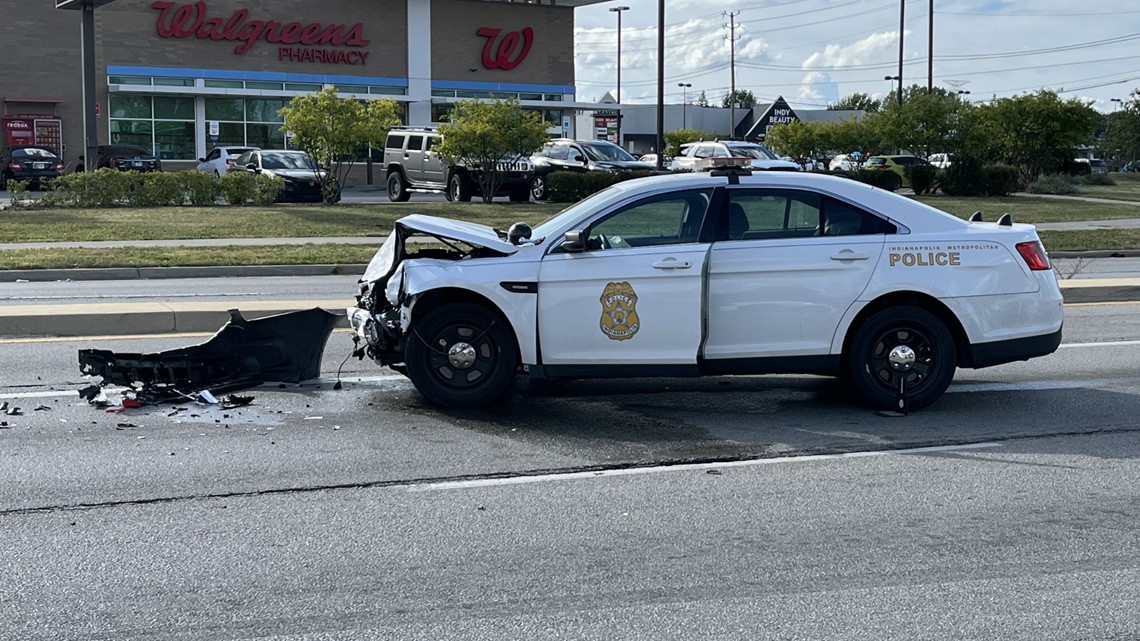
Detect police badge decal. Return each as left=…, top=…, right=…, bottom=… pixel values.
left=599, top=282, right=641, bottom=340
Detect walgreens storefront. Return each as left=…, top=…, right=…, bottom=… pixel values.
left=1, top=0, right=600, bottom=173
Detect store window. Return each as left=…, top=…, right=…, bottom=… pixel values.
left=109, top=95, right=196, bottom=160
left=203, top=97, right=290, bottom=149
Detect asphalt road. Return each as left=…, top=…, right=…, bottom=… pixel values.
left=2, top=302, right=1138, bottom=639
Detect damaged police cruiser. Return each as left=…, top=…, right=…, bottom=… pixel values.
left=349, top=160, right=1063, bottom=411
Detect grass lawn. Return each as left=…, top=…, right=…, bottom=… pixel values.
left=0, top=244, right=380, bottom=270
left=1079, top=173, right=1140, bottom=202
left=913, top=194, right=1140, bottom=223
left=0, top=202, right=559, bottom=243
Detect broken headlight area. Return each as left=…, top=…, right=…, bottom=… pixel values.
left=78, top=308, right=341, bottom=404
left=350, top=223, right=512, bottom=366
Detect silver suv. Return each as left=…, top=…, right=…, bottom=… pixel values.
left=383, top=127, right=533, bottom=202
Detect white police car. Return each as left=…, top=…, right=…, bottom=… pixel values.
left=349, top=160, right=1063, bottom=410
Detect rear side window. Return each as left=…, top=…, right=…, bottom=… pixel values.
left=822, top=197, right=897, bottom=236
left=726, top=190, right=821, bottom=240
left=384, top=133, right=404, bottom=150
left=894, top=156, right=922, bottom=165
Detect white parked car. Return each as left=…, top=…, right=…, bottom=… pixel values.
left=196, top=146, right=259, bottom=177
left=829, top=154, right=856, bottom=171
left=670, top=141, right=799, bottom=172
left=349, top=162, right=1063, bottom=411
left=928, top=153, right=953, bottom=169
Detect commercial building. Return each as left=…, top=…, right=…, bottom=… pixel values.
left=1, top=0, right=605, bottom=175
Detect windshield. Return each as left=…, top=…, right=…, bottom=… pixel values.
left=531, top=184, right=626, bottom=240
left=262, top=153, right=317, bottom=170
left=581, top=142, right=638, bottom=163
left=725, top=144, right=778, bottom=160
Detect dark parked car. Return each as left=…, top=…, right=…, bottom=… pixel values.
left=0, top=146, right=64, bottom=190
left=76, top=145, right=162, bottom=173
left=529, top=139, right=654, bottom=200
left=230, top=149, right=332, bottom=203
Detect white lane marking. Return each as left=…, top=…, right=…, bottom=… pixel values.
left=1057, top=340, right=1140, bottom=349
left=411, top=442, right=1002, bottom=492
left=0, top=375, right=406, bottom=400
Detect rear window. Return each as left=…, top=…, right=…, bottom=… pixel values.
left=226, top=148, right=255, bottom=156
left=12, top=148, right=57, bottom=159
left=866, top=157, right=887, bottom=166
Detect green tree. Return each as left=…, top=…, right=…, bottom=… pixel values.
left=876, top=85, right=969, bottom=157
left=695, top=91, right=710, bottom=108
left=972, top=89, right=1101, bottom=187
left=721, top=89, right=757, bottom=109
left=1104, top=89, right=1140, bottom=167
left=436, top=97, right=549, bottom=204
left=279, top=85, right=401, bottom=205
left=764, top=119, right=828, bottom=168
left=829, top=92, right=882, bottom=113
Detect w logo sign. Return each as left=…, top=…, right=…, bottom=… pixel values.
left=477, top=26, right=534, bottom=70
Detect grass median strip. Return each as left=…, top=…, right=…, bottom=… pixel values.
left=1038, top=230, right=1140, bottom=252
left=0, top=203, right=557, bottom=243
left=0, top=244, right=381, bottom=270
left=913, top=195, right=1140, bottom=223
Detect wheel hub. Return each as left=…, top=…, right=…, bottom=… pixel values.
left=888, top=345, right=916, bottom=371
left=447, top=342, right=478, bottom=369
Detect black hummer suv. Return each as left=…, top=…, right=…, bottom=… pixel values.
left=383, top=126, right=533, bottom=202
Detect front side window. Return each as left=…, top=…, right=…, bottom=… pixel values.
left=406, top=135, right=424, bottom=152
left=581, top=142, right=636, bottom=162
left=586, top=189, right=714, bottom=250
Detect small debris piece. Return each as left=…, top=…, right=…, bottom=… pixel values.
left=34, top=405, right=52, bottom=411
left=78, top=384, right=102, bottom=401
left=0, top=421, right=9, bottom=429
left=117, top=423, right=138, bottom=428
left=0, top=401, right=7, bottom=412
left=219, top=394, right=254, bottom=409
left=197, top=390, right=218, bottom=405
left=121, top=398, right=143, bottom=409
left=303, top=416, right=324, bottom=420
left=706, top=469, right=723, bottom=476
left=5, top=406, right=23, bottom=416
left=105, top=408, right=127, bottom=414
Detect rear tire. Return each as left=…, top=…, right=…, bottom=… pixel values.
left=387, top=171, right=410, bottom=202
left=846, top=306, right=956, bottom=411
left=449, top=172, right=472, bottom=202
left=405, top=303, right=518, bottom=408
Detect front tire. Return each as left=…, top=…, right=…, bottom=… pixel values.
left=530, top=175, right=547, bottom=201
left=387, top=171, right=410, bottom=202
left=449, top=172, right=472, bottom=202
left=405, top=303, right=519, bottom=408
left=847, top=306, right=956, bottom=411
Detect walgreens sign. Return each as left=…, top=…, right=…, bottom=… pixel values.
left=150, top=1, right=370, bottom=65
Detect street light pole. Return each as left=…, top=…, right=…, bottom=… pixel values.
left=885, top=75, right=900, bottom=99
left=655, top=0, right=664, bottom=170
left=609, top=6, right=629, bottom=148
left=678, top=82, right=692, bottom=129
left=897, top=0, right=905, bottom=106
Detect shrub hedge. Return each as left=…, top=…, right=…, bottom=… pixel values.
left=545, top=170, right=659, bottom=203
left=19, top=169, right=284, bottom=208
left=904, top=164, right=939, bottom=195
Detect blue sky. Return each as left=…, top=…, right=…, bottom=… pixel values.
left=572, top=0, right=1140, bottom=112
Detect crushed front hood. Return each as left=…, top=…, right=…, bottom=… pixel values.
left=395, top=214, right=519, bottom=255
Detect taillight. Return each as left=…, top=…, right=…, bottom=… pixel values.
left=1016, top=241, right=1050, bottom=271
left=7, top=162, right=19, bottom=170
left=226, top=157, right=235, bottom=165
left=55, top=162, right=65, bottom=171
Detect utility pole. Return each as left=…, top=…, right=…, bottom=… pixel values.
left=897, top=0, right=905, bottom=105
left=610, top=6, right=629, bottom=147
left=723, top=11, right=741, bottom=138
left=927, top=0, right=933, bottom=94
left=655, top=0, right=664, bottom=170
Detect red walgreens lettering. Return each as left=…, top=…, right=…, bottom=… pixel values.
left=150, top=1, right=368, bottom=54
left=477, top=26, right=534, bottom=71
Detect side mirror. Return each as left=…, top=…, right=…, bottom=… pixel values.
left=560, top=230, right=586, bottom=252
left=246, top=163, right=258, bottom=172
left=198, top=157, right=206, bottom=162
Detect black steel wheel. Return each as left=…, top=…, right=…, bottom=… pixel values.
left=387, top=171, right=410, bottom=202
left=405, top=303, right=518, bottom=407
left=530, top=175, right=547, bottom=201
left=847, top=306, right=956, bottom=411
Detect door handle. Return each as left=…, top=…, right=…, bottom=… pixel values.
left=830, top=252, right=870, bottom=261
left=652, top=259, right=692, bottom=270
